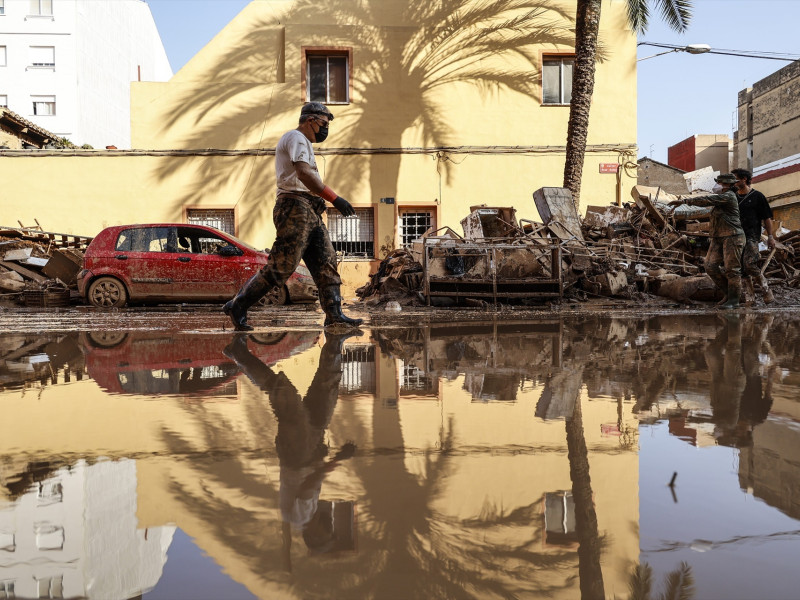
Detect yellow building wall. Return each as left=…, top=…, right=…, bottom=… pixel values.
left=0, top=0, right=637, bottom=295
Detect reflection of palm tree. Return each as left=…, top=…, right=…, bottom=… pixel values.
left=156, top=0, right=575, bottom=238
left=628, top=561, right=695, bottom=600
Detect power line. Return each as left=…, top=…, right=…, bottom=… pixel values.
left=638, top=42, right=800, bottom=62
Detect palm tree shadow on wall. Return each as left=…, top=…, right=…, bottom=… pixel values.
left=154, top=0, right=577, bottom=243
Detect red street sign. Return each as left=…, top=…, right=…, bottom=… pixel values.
left=599, top=163, right=619, bottom=174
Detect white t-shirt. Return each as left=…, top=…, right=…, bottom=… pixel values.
left=275, top=129, right=318, bottom=194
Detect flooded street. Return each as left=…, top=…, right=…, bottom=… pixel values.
left=2, top=309, right=800, bottom=599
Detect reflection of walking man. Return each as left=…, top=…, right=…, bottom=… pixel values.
left=731, top=168, right=775, bottom=304
left=670, top=174, right=745, bottom=309
left=224, top=102, right=363, bottom=331
left=224, top=332, right=357, bottom=565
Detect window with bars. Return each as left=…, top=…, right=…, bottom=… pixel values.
left=400, top=362, right=436, bottom=395
left=399, top=209, right=436, bottom=247
left=340, top=345, right=376, bottom=393
left=542, top=56, right=574, bottom=105
left=29, top=45, right=54, bottom=68
left=327, top=207, right=374, bottom=258
left=305, top=49, right=350, bottom=104
left=29, top=0, right=52, bottom=16
left=31, top=95, right=55, bottom=116
left=186, top=208, right=235, bottom=236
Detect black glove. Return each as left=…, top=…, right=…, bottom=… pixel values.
left=333, top=196, right=355, bottom=217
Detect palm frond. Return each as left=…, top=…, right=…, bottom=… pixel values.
left=628, top=563, right=653, bottom=600
left=625, top=0, right=651, bottom=34
left=659, top=561, right=695, bottom=600
left=657, top=0, right=692, bottom=33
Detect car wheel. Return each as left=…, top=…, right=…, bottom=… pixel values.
left=85, top=331, right=128, bottom=348
left=257, top=285, right=289, bottom=306
left=88, top=276, right=128, bottom=308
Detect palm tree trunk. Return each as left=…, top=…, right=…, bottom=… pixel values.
left=566, top=395, right=605, bottom=600
left=563, top=0, right=602, bottom=210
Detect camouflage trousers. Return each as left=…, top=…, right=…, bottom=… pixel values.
left=742, top=238, right=770, bottom=288
left=257, top=192, right=341, bottom=293
left=705, top=234, right=745, bottom=289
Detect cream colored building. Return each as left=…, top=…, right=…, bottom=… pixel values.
left=0, top=0, right=638, bottom=294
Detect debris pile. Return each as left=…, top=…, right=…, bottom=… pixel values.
left=0, top=224, right=91, bottom=306
left=355, top=249, right=424, bottom=306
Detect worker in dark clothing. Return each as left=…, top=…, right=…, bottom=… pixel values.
left=669, top=173, right=745, bottom=309
left=224, top=102, right=363, bottom=331
left=223, top=331, right=358, bottom=567
left=731, top=168, right=776, bottom=304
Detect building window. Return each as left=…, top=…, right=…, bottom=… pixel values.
left=32, top=95, right=55, bottom=116
left=34, top=523, right=64, bottom=551
left=0, top=46, right=6, bottom=67
left=29, top=45, right=54, bottom=68
left=399, top=208, right=436, bottom=247
left=544, top=491, right=577, bottom=545
left=0, top=95, right=8, bottom=108
left=0, top=581, right=15, bottom=599
left=327, top=207, right=374, bottom=258
left=340, top=345, right=376, bottom=393
left=186, top=208, right=235, bottom=236
left=304, top=48, right=350, bottom=104
left=28, top=0, right=52, bottom=16
left=542, top=56, right=573, bottom=105
left=36, top=576, right=63, bottom=599
left=0, top=1, right=5, bottom=15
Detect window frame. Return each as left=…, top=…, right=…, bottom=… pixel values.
left=184, top=207, right=238, bottom=237
left=0, top=0, right=5, bottom=16
left=301, top=46, right=352, bottom=105
left=28, top=0, right=53, bottom=17
left=541, top=54, right=575, bottom=106
left=398, top=206, right=438, bottom=248
left=326, top=205, right=375, bottom=260
left=31, top=94, right=55, bottom=116
left=28, top=45, right=55, bottom=69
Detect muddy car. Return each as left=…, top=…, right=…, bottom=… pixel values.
left=77, top=224, right=317, bottom=308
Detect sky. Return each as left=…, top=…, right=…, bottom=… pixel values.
left=146, top=0, right=800, bottom=165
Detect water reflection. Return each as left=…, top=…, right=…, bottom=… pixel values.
left=0, top=314, right=799, bottom=598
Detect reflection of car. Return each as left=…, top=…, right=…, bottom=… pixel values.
left=81, top=330, right=319, bottom=396
left=77, top=223, right=317, bottom=308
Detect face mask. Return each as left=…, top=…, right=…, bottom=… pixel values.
left=712, top=184, right=723, bottom=194
left=314, top=124, right=329, bottom=143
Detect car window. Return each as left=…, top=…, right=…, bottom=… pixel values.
left=177, top=227, right=234, bottom=255
left=116, top=227, right=175, bottom=252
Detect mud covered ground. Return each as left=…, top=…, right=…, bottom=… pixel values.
left=2, top=288, right=800, bottom=334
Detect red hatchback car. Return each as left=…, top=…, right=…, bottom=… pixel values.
left=77, top=224, right=317, bottom=308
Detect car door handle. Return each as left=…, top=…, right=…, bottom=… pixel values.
left=177, top=256, right=191, bottom=262
left=115, top=255, right=128, bottom=260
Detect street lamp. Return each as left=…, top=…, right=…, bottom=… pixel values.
left=637, top=42, right=710, bottom=62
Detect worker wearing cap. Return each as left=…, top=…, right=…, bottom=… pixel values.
left=669, top=173, right=745, bottom=309
left=731, top=168, right=775, bottom=304
left=224, top=102, right=363, bottom=331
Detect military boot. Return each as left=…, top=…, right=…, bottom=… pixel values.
left=758, top=274, right=775, bottom=304
left=719, top=277, right=742, bottom=310
left=320, top=285, right=363, bottom=328
left=223, top=273, right=273, bottom=331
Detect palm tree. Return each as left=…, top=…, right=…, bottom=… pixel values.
left=563, top=0, right=692, bottom=208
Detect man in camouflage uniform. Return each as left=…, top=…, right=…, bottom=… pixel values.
left=669, top=173, right=745, bottom=309
left=732, top=168, right=775, bottom=304
left=224, top=102, right=363, bottom=331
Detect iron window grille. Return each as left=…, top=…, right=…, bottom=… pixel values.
left=542, top=56, right=574, bottom=105
left=327, top=207, right=374, bottom=259
left=399, top=210, right=435, bottom=247
left=340, top=345, right=375, bottom=393
left=186, top=208, right=235, bottom=236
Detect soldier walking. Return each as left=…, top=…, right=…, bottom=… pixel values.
left=670, top=173, right=746, bottom=309
left=224, top=102, right=363, bottom=331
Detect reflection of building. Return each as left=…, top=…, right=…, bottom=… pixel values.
left=0, top=0, right=637, bottom=294
left=0, top=460, right=174, bottom=599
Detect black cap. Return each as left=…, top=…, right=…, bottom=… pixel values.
left=300, top=102, right=334, bottom=121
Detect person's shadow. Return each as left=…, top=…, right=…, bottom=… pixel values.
left=224, top=330, right=360, bottom=571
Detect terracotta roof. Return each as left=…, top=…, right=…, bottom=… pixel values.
left=0, top=107, right=61, bottom=148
